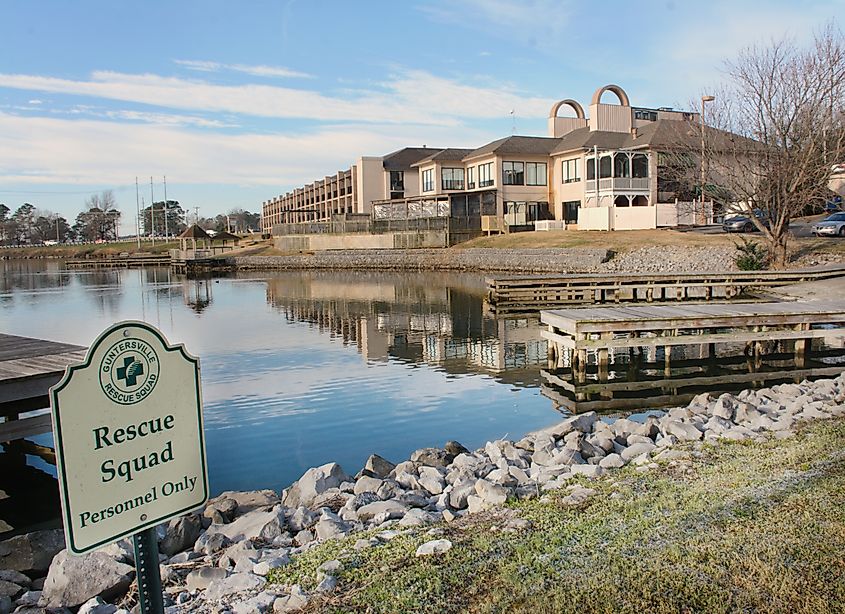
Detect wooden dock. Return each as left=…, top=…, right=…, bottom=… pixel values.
left=0, top=334, right=86, bottom=444
left=65, top=254, right=170, bottom=268
left=540, top=300, right=845, bottom=412
left=487, top=265, right=845, bottom=315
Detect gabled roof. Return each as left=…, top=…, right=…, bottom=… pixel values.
left=211, top=230, right=240, bottom=242
left=411, top=148, right=476, bottom=167
left=381, top=147, right=445, bottom=171
left=178, top=224, right=211, bottom=240
left=464, top=135, right=562, bottom=161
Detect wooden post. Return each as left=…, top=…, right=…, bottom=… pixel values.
left=794, top=322, right=811, bottom=369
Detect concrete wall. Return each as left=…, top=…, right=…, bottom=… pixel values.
left=578, top=206, right=612, bottom=230
left=614, top=206, right=656, bottom=230
left=589, top=103, right=632, bottom=133
left=274, top=230, right=449, bottom=251
left=355, top=157, right=386, bottom=214
left=550, top=153, right=585, bottom=220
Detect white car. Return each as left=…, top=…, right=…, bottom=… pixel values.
left=812, top=212, right=845, bottom=237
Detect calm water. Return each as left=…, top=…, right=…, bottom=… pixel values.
left=1, top=260, right=560, bottom=529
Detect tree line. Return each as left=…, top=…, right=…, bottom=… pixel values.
left=0, top=190, right=261, bottom=246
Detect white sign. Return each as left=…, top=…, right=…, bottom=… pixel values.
left=50, top=321, right=208, bottom=555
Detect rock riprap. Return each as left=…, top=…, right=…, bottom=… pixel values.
left=2, top=373, right=843, bottom=612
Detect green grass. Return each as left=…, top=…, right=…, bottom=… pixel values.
left=1, top=241, right=178, bottom=258
left=267, top=420, right=845, bottom=613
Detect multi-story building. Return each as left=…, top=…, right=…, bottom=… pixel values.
left=262, top=84, right=711, bottom=235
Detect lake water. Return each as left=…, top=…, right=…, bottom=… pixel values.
left=2, top=261, right=562, bottom=531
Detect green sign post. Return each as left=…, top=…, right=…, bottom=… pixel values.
left=50, top=321, right=208, bottom=613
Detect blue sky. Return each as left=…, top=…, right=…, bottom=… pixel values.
left=0, top=0, right=840, bottom=231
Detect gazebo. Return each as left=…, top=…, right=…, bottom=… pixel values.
left=177, top=224, right=211, bottom=257
left=210, top=230, right=240, bottom=253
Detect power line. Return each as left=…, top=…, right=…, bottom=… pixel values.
left=0, top=184, right=137, bottom=195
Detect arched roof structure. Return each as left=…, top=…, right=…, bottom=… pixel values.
left=548, top=99, right=586, bottom=119
left=590, top=84, right=630, bottom=107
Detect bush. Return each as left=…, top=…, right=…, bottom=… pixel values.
left=734, top=236, right=769, bottom=270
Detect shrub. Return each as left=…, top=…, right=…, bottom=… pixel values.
left=734, top=236, right=769, bottom=270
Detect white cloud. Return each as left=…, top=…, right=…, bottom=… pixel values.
left=173, top=59, right=313, bottom=79
left=27, top=99, right=42, bottom=105
left=0, top=68, right=552, bottom=125
left=0, top=111, right=497, bottom=187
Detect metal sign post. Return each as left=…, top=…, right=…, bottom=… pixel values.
left=50, top=321, right=208, bottom=613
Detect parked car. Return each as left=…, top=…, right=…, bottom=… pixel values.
left=812, top=212, right=845, bottom=237
left=722, top=210, right=768, bottom=233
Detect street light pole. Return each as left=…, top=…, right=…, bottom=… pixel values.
left=700, top=95, right=715, bottom=223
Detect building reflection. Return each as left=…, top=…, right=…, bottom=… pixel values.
left=265, top=272, right=548, bottom=387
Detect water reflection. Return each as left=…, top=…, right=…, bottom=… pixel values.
left=265, top=272, right=548, bottom=387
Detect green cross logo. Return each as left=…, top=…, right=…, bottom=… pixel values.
left=116, top=356, right=144, bottom=387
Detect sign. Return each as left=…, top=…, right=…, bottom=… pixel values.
left=50, top=321, right=208, bottom=556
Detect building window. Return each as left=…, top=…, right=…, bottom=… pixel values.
left=634, top=109, right=658, bottom=121
left=526, top=162, right=547, bottom=186
left=562, top=159, right=580, bottom=183
left=599, top=155, right=612, bottom=179
left=586, top=158, right=595, bottom=180
left=632, top=154, right=649, bottom=178
left=441, top=167, right=465, bottom=191
left=389, top=171, right=404, bottom=192
left=478, top=162, right=494, bottom=187
left=614, top=154, right=630, bottom=178
left=422, top=169, right=434, bottom=192
left=502, top=161, right=525, bottom=185
left=467, top=166, right=475, bottom=189
left=563, top=200, right=580, bottom=223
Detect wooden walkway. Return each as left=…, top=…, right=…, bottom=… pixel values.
left=0, top=334, right=86, bottom=443
left=487, top=265, right=845, bottom=315
left=540, top=300, right=845, bottom=412
left=65, top=254, right=170, bottom=268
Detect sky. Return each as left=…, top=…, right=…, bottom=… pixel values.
left=0, top=0, right=841, bottom=233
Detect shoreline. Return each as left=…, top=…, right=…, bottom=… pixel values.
left=3, top=372, right=844, bottom=612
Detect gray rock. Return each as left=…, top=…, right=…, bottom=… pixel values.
left=417, top=471, right=445, bottom=495
left=194, top=531, right=232, bottom=555
left=0, top=530, right=65, bottom=573
left=232, top=591, right=276, bottom=614
left=14, top=590, right=41, bottom=606
left=273, top=584, right=308, bottom=613
left=0, top=581, right=21, bottom=599
left=293, top=529, right=314, bottom=546
left=711, top=394, right=736, bottom=421
left=474, top=479, right=509, bottom=505
left=211, top=504, right=287, bottom=542
left=203, top=497, right=239, bottom=524
left=310, top=489, right=351, bottom=512
left=415, top=539, right=452, bottom=556
left=410, top=447, right=452, bottom=467
left=565, top=411, right=598, bottom=433
left=314, top=517, right=352, bottom=541
left=347, top=492, right=379, bottom=511
left=560, top=486, right=596, bottom=506
left=356, top=500, right=408, bottom=523
left=283, top=463, right=351, bottom=509
left=39, top=550, right=134, bottom=608
left=393, top=472, right=421, bottom=491
left=287, top=506, right=318, bottom=532
left=398, top=508, right=437, bottom=526
left=204, top=572, right=263, bottom=601
left=363, top=454, right=396, bottom=479
left=395, top=492, right=430, bottom=508
left=444, top=441, right=470, bottom=456
left=353, top=476, right=383, bottom=495
left=77, top=596, right=118, bottom=614
left=0, top=595, right=8, bottom=614
left=570, top=464, right=605, bottom=478
left=664, top=420, right=703, bottom=441
left=621, top=441, right=656, bottom=461
left=375, top=479, right=404, bottom=501
left=0, top=571, right=29, bottom=588
left=160, top=514, right=202, bottom=556
left=598, top=453, right=625, bottom=469
left=448, top=480, right=476, bottom=510
left=210, top=490, right=279, bottom=515
left=315, top=574, right=337, bottom=593
left=186, top=566, right=229, bottom=591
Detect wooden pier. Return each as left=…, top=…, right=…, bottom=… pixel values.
left=540, top=301, right=845, bottom=412
left=65, top=253, right=171, bottom=269
left=0, top=334, right=85, bottom=445
left=486, top=265, right=845, bottom=315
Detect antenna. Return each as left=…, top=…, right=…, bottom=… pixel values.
left=163, top=175, right=168, bottom=239
left=149, top=177, right=155, bottom=245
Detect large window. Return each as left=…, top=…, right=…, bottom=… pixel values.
left=632, top=154, right=649, bottom=178
left=586, top=158, right=595, bottom=181
left=478, top=162, right=494, bottom=187
left=526, top=162, right=547, bottom=186
left=422, top=169, right=434, bottom=192
left=389, top=171, right=404, bottom=192
left=599, top=156, right=612, bottom=179
left=502, top=161, right=525, bottom=185
left=562, top=159, right=580, bottom=183
left=467, top=166, right=475, bottom=189
left=441, top=167, right=465, bottom=190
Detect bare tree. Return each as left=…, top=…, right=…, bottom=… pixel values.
left=697, top=24, right=845, bottom=267
left=74, top=190, right=121, bottom=241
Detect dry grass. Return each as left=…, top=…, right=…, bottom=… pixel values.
left=0, top=241, right=178, bottom=258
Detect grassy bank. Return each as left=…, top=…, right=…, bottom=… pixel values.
left=0, top=241, right=178, bottom=258
left=268, top=419, right=845, bottom=613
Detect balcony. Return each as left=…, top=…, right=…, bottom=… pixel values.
left=586, top=177, right=649, bottom=193
left=441, top=180, right=464, bottom=191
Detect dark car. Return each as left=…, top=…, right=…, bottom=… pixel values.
left=722, top=210, right=769, bottom=233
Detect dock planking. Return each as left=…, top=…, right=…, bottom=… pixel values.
left=0, top=333, right=86, bottom=443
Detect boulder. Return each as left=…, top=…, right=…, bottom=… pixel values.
left=283, top=463, right=351, bottom=509
left=415, top=539, right=452, bottom=557
left=565, top=411, right=598, bottom=433
left=474, top=479, right=509, bottom=506
left=0, top=530, right=65, bottom=573
left=273, top=584, right=308, bottom=613
left=560, top=486, right=596, bottom=506
left=598, top=453, right=625, bottom=469
left=621, top=442, right=655, bottom=462
left=664, top=420, right=703, bottom=441
left=186, top=566, right=228, bottom=591
left=353, top=475, right=383, bottom=496
left=209, top=490, right=278, bottom=515
left=314, top=516, right=352, bottom=541
left=444, top=441, right=470, bottom=456
left=409, top=447, right=452, bottom=468
left=193, top=531, right=232, bottom=555
left=0, top=581, right=21, bottom=599
left=203, top=497, right=239, bottom=524
left=398, top=508, right=437, bottom=527
left=347, top=492, right=379, bottom=511
left=570, top=464, right=605, bottom=478
left=363, top=454, right=396, bottom=478
left=356, top=500, right=408, bottom=523
left=287, top=506, right=318, bottom=532
left=211, top=504, right=287, bottom=542
left=39, top=550, right=134, bottom=609
left=77, top=596, right=118, bottom=614
left=711, top=394, right=736, bottom=421
left=232, top=591, right=276, bottom=614
left=204, top=572, right=263, bottom=601
left=0, top=571, right=29, bottom=588
left=159, top=514, right=202, bottom=556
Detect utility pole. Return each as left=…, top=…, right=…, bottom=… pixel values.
left=55, top=216, right=60, bottom=243
left=135, top=177, right=141, bottom=248
left=700, top=95, right=715, bottom=224
left=150, top=177, right=155, bottom=246
left=194, top=206, right=200, bottom=225
left=163, top=176, right=169, bottom=239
